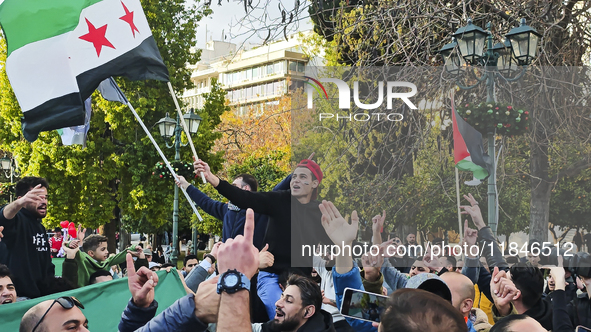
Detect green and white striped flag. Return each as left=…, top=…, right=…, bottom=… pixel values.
left=0, top=0, right=169, bottom=142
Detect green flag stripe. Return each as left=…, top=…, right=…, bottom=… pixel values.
left=456, top=159, right=489, bottom=180
left=0, top=0, right=102, bottom=56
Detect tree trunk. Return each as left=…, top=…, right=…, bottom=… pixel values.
left=104, top=179, right=120, bottom=254
left=119, top=226, right=130, bottom=252
left=529, top=139, right=551, bottom=242
left=104, top=217, right=118, bottom=254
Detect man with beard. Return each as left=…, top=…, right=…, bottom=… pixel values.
left=0, top=177, right=54, bottom=298
left=260, top=274, right=335, bottom=332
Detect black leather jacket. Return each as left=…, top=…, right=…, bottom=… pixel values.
left=477, top=226, right=509, bottom=271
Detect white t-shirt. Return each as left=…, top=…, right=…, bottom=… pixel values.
left=313, top=255, right=345, bottom=324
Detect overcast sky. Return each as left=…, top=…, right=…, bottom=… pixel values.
left=194, top=1, right=313, bottom=49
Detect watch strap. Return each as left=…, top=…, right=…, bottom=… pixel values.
left=204, top=254, right=216, bottom=264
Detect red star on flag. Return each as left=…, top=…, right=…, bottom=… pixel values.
left=79, top=18, right=115, bottom=57
left=119, top=1, right=139, bottom=37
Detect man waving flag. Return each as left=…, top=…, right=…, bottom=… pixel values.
left=0, top=0, right=169, bottom=142
left=451, top=94, right=493, bottom=181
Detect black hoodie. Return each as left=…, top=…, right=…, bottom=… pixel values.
left=523, top=298, right=553, bottom=331
left=261, top=309, right=336, bottom=332
left=216, top=180, right=333, bottom=275
left=0, top=206, right=55, bottom=298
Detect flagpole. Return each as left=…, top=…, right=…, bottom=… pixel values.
left=167, top=82, right=206, bottom=184
left=455, top=167, right=464, bottom=246
left=107, top=80, right=203, bottom=221
left=126, top=100, right=202, bottom=221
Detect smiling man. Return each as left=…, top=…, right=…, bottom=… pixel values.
left=0, top=177, right=54, bottom=299
left=0, top=264, right=17, bottom=305
left=194, top=158, right=334, bottom=321
left=263, top=274, right=335, bottom=332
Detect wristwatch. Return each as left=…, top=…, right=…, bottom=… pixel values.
left=217, top=269, right=250, bottom=294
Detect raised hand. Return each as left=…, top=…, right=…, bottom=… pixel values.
left=380, top=238, right=397, bottom=258
left=17, top=184, right=47, bottom=209
left=175, top=175, right=190, bottom=191
left=463, top=219, right=479, bottom=258
left=361, top=251, right=384, bottom=270
left=210, top=241, right=222, bottom=260
left=127, top=245, right=144, bottom=258
left=490, top=267, right=520, bottom=315
left=460, top=193, right=486, bottom=230
left=62, top=239, right=80, bottom=259
left=548, top=266, right=567, bottom=291
left=193, top=158, right=218, bottom=186
left=76, top=224, right=86, bottom=242
left=126, top=253, right=159, bottom=308
left=319, top=200, right=358, bottom=246
left=371, top=210, right=386, bottom=234
left=216, top=208, right=259, bottom=279
left=258, top=244, right=274, bottom=269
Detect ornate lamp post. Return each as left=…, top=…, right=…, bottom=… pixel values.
left=439, top=18, right=541, bottom=236
left=0, top=155, right=19, bottom=202
left=156, top=108, right=202, bottom=266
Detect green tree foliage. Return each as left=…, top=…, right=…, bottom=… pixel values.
left=0, top=1, right=222, bottom=251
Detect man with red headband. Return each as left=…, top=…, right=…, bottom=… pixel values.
left=193, top=158, right=333, bottom=321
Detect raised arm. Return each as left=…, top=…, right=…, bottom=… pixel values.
left=194, top=159, right=285, bottom=215
left=176, top=175, right=227, bottom=220
left=216, top=209, right=260, bottom=332
left=460, top=193, right=508, bottom=271
left=1, top=184, right=46, bottom=220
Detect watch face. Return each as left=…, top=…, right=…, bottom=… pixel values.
left=224, top=273, right=239, bottom=287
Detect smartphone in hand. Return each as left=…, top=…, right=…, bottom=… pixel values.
left=340, top=287, right=389, bottom=323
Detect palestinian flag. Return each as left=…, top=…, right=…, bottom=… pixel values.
left=0, top=0, right=169, bottom=142
left=451, top=95, right=492, bottom=180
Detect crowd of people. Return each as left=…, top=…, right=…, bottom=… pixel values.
left=0, top=158, right=589, bottom=331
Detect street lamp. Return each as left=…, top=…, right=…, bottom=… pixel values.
left=439, top=18, right=541, bottom=236
left=0, top=155, right=19, bottom=202
left=155, top=108, right=202, bottom=266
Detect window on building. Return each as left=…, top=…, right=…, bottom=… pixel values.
left=297, top=62, right=305, bottom=72
left=252, top=67, right=259, bottom=79
left=289, top=61, right=297, bottom=72
left=246, top=86, right=252, bottom=99
left=267, top=64, right=274, bottom=75
left=246, top=68, right=252, bottom=80
left=274, top=61, right=283, bottom=74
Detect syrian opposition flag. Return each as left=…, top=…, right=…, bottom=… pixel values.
left=0, top=0, right=169, bottom=142
left=451, top=95, right=493, bottom=180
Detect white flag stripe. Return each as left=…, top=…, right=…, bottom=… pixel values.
left=69, top=0, right=152, bottom=76
left=6, top=33, right=79, bottom=112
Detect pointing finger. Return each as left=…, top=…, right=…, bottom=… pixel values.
left=243, top=208, right=255, bottom=244
left=126, top=253, right=136, bottom=278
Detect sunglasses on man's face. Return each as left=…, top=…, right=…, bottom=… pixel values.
left=32, top=296, right=85, bottom=332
